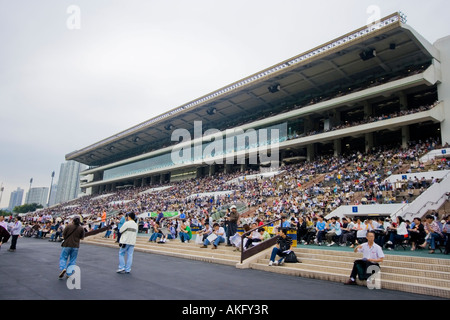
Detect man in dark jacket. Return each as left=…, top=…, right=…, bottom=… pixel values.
left=58, top=217, right=85, bottom=279
left=268, top=228, right=293, bottom=266
left=225, top=205, right=240, bottom=246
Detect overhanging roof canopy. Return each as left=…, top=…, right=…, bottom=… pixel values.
left=66, top=12, right=435, bottom=167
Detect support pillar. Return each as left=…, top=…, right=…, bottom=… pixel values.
left=435, top=37, right=450, bottom=146
left=402, top=126, right=410, bottom=149
left=365, top=132, right=374, bottom=153
left=334, top=139, right=342, bottom=157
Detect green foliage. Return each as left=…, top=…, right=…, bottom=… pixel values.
left=0, top=209, right=11, bottom=217
left=13, top=203, right=43, bottom=213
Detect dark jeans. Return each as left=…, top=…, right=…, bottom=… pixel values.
left=270, top=247, right=287, bottom=263
left=10, top=235, right=19, bottom=250
left=316, top=230, right=326, bottom=243
left=350, top=259, right=380, bottom=280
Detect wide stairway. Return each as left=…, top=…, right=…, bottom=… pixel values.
left=83, top=233, right=450, bottom=299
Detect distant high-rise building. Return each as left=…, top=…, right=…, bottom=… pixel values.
left=8, top=187, right=24, bottom=212
left=48, top=184, right=58, bottom=207
left=55, top=161, right=84, bottom=205
left=25, top=187, right=49, bottom=207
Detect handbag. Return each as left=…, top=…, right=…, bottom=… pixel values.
left=61, top=227, right=78, bottom=247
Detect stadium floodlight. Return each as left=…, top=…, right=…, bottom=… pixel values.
left=399, top=11, right=407, bottom=24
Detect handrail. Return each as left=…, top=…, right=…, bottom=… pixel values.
left=240, top=218, right=281, bottom=264
left=392, top=171, right=450, bottom=220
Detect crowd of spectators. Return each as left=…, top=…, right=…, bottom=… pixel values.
left=2, top=137, right=448, bottom=254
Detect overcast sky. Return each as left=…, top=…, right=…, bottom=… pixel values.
left=1, top=0, right=450, bottom=209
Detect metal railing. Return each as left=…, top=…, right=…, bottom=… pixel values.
left=392, top=171, right=450, bottom=220
left=240, top=218, right=281, bottom=264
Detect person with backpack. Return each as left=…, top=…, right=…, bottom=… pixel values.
left=268, top=228, right=294, bottom=266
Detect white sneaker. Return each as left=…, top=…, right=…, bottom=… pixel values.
left=268, top=261, right=273, bottom=266
left=327, top=242, right=335, bottom=247
left=279, top=258, right=285, bottom=266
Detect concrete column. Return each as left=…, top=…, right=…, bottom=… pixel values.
left=365, top=132, right=374, bottom=153
left=307, top=144, right=315, bottom=162
left=331, top=110, right=341, bottom=128
left=398, top=91, right=408, bottom=110
left=334, top=139, right=342, bottom=157
left=209, top=164, right=216, bottom=176
left=435, top=37, right=450, bottom=145
left=304, top=115, right=313, bottom=135
left=402, top=126, right=410, bottom=149
left=363, top=101, right=372, bottom=119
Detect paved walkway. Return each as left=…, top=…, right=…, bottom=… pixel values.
left=0, top=237, right=445, bottom=301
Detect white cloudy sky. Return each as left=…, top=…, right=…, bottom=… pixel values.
left=1, top=0, right=450, bottom=208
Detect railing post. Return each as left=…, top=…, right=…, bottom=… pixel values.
left=240, top=218, right=281, bottom=264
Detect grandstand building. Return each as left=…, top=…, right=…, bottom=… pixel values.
left=66, top=12, right=450, bottom=196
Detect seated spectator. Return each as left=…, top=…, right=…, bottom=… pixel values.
left=303, top=216, right=317, bottom=245
left=345, top=231, right=384, bottom=285
left=408, top=217, right=426, bottom=251
left=354, top=219, right=370, bottom=247
left=373, top=217, right=387, bottom=247
left=179, top=220, right=192, bottom=243
left=245, top=225, right=265, bottom=250
left=338, top=217, right=354, bottom=246
left=104, top=222, right=114, bottom=238
left=148, top=222, right=165, bottom=242
left=420, top=215, right=444, bottom=254
left=167, top=222, right=177, bottom=240
left=49, top=222, right=64, bottom=242
left=200, top=223, right=226, bottom=249
left=325, top=216, right=342, bottom=246
left=268, top=228, right=293, bottom=266
left=197, top=221, right=213, bottom=242
left=385, top=216, right=409, bottom=250
left=314, top=215, right=327, bottom=245
left=296, top=216, right=308, bottom=244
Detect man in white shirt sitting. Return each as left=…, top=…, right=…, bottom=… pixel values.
left=200, top=223, right=226, bottom=249
left=345, top=231, right=384, bottom=285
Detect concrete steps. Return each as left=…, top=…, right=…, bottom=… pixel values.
left=83, top=233, right=450, bottom=299
left=82, top=234, right=242, bottom=266
left=250, top=247, right=450, bottom=299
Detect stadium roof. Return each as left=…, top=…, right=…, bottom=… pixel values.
left=66, top=12, right=437, bottom=167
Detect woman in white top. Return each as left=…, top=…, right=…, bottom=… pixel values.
left=385, top=216, right=409, bottom=250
